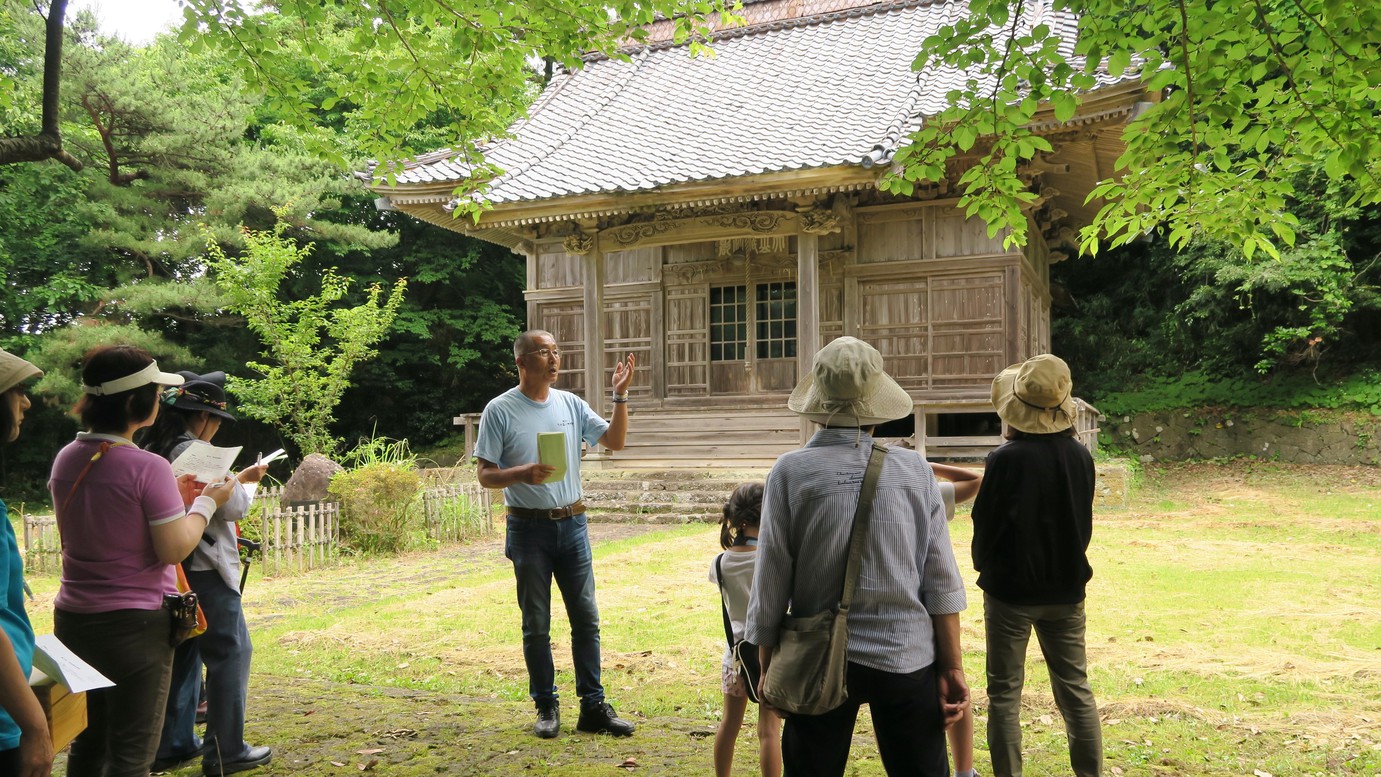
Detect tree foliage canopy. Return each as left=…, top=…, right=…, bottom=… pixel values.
left=886, top=0, right=1381, bottom=256
left=207, top=214, right=408, bottom=455
left=179, top=0, right=740, bottom=173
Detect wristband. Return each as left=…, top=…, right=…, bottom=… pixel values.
left=612, top=392, right=629, bottom=403
left=189, top=495, right=218, bottom=522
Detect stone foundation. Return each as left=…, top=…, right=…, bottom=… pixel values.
left=1101, top=409, right=1381, bottom=466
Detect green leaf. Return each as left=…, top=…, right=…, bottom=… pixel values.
left=1108, top=49, right=1132, bottom=78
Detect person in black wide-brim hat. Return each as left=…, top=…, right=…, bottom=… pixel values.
left=140, top=370, right=274, bottom=776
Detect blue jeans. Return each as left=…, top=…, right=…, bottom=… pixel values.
left=156, top=570, right=256, bottom=765
left=505, top=513, right=604, bottom=707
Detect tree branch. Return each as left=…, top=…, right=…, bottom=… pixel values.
left=0, top=0, right=83, bottom=170
left=1176, top=0, right=1198, bottom=159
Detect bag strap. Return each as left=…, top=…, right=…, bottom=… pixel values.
left=714, top=553, right=736, bottom=648
left=61, top=439, right=133, bottom=514
left=838, top=442, right=888, bottom=617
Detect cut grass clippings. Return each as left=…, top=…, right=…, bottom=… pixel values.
left=20, top=460, right=1381, bottom=776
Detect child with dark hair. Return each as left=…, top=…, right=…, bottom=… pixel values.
left=710, top=482, right=781, bottom=777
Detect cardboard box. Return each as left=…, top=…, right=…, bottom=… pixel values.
left=31, top=679, right=86, bottom=752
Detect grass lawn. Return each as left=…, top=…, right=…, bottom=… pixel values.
left=22, top=460, right=1381, bottom=776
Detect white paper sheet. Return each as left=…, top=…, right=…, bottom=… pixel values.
left=170, top=440, right=242, bottom=482
left=29, top=634, right=115, bottom=692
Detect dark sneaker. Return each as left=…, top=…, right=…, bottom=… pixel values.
left=576, top=702, right=635, bottom=736
left=151, top=751, right=200, bottom=773
left=203, top=745, right=272, bottom=776
left=534, top=701, right=561, bottom=738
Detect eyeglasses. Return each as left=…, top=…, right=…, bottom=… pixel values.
left=523, top=348, right=562, bottom=359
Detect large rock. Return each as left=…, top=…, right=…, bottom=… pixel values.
left=282, top=453, right=344, bottom=506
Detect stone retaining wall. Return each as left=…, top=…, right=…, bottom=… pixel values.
left=1101, top=409, right=1381, bottom=466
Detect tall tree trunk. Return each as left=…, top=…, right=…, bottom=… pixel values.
left=0, top=0, right=83, bottom=170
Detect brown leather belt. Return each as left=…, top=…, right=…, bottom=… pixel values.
left=507, top=500, right=586, bottom=520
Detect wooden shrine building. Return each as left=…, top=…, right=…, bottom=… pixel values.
left=368, top=0, right=1146, bottom=465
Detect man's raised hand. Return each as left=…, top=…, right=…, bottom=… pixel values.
left=611, top=353, right=636, bottom=395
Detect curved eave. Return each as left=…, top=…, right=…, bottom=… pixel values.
left=370, top=81, right=1149, bottom=250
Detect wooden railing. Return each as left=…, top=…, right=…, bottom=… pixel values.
left=1073, top=399, right=1102, bottom=454
left=913, top=397, right=1102, bottom=460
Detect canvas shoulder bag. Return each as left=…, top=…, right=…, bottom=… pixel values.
left=761, top=442, right=887, bottom=716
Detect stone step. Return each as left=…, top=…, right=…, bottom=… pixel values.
left=585, top=490, right=735, bottom=507
left=587, top=509, right=720, bottom=524
left=581, top=478, right=766, bottom=492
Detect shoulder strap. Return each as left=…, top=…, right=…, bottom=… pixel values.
left=838, top=442, right=887, bottom=616
left=714, top=553, right=736, bottom=648
left=61, top=439, right=133, bottom=514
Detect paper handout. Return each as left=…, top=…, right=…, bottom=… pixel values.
left=537, top=431, right=567, bottom=482
left=29, top=634, right=114, bottom=692
left=257, top=448, right=287, bottom=466
left=170, top=440, right=242, bottom=483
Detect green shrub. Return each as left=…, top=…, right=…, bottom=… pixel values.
left=330, top=437, right=424, bottom=555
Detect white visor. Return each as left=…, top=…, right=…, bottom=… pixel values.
left=81, top=361, right=185, bottom=396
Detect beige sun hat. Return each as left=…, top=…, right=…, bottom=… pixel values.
left=788, top=336, right=913, bottom=426
left=0, top=348, right=42, bottom=394
left=991, top=354, right=1077, bottom=434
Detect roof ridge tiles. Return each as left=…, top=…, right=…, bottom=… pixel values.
left=583, top=0, right=945, bottom=62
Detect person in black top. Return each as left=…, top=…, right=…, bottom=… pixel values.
left=971, top=354, right=1102, bottom=777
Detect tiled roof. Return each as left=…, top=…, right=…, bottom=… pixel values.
left=390, top=0, right=1125, bottom=206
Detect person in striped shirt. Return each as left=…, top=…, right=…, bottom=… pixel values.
left=746, top=337, right=971, bottom=777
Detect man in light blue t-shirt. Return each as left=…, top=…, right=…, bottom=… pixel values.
left=475, top=329, right=635, bottom=740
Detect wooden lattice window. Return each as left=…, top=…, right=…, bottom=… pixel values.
left=709, top=285, right=748, bottom=362
left=755, top=282, right=797, bottom=359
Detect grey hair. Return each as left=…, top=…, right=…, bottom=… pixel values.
left=513, top=330, right=554, bottom=360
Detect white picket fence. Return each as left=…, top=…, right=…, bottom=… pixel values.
left=21, top=478, right=496, bottom=578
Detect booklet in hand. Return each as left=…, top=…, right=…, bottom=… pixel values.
left=170, top=440, right=242, bottom=483
left=537, top=431, right=567, bottom=482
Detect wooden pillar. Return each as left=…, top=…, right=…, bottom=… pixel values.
left=578, top=228, right=605, bottom=418
left=797, top=230, right=820, bottom=445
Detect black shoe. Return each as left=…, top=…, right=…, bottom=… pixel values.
left=576, top=702, right=635, bottom=736
left=151, top=751, right=200, bottom=773
left=203, top=745, right=272, bottom=776
left=534, top=702, right=561, bottom=738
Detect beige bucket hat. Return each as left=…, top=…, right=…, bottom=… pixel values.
left=788, top=337, right=913, bottom=426
left=0, top=348, right=42, bottom=394
left=991, top=354, right=1077, bottom=434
